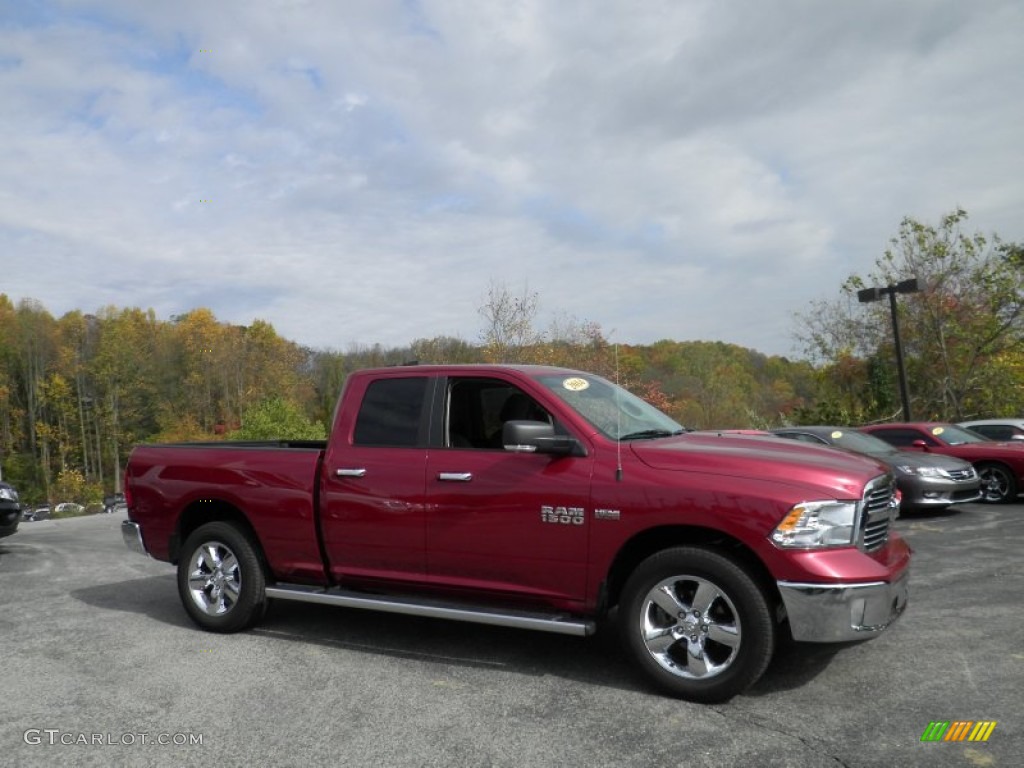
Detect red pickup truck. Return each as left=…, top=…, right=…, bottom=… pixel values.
left=122, top=364, right=910, bottom=702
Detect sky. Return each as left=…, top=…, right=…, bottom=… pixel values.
left=3, top=0, right=1023, bottom=358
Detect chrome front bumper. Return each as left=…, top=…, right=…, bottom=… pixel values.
left=778, top=570, right=909, bottom=642
left=121, top=520, right=149, bottom=557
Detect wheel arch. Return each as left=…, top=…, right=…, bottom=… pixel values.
left=171, top=499, right=265, bottom=568
left=603, top=526, right=780, bottom=614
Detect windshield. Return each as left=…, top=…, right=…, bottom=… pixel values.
left=828, top=429, right=899, bottom=456
left=534, top=373, right=685, bottom=440
left=930, top=424, right=989, bottom=445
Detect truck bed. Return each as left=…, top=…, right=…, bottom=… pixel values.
left=127, top=441, right=328, bottom=582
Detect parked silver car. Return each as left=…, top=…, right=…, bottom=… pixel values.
left=771, top=426, right=982, bottom=511
left=958, top=419, right=1024, bottom=442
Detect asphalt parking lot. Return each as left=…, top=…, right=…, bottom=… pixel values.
left=1, top=503, right=1020, bottom=767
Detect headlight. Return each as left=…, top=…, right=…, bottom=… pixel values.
left=771, top=500, right=857, bottom=548
left=0, top=487, right=17, bottom=502
left=896, top=465, right=949, bottom=478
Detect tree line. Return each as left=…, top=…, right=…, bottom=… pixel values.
left=2, top=209, right=1020, bottom=507
left=0, top=292, right=811, bottom=506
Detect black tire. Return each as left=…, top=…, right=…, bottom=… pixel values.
left=619, top=546, right=775, bottom=703
left=177, top=522, right=267, bottom=633
left=977, top=463, right=1017, bottom=504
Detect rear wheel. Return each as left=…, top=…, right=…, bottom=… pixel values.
left=977, top=463, right=1017, bottom=504
left=619, top=547, right=775, bottom=702
left=177, top=522, right=267, bottom=632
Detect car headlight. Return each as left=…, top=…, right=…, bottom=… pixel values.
left=896, top=465, right=949, bottom=478
left=0, top=487, right=18, bottom=502
left=771, top=500, right=857, bottom=548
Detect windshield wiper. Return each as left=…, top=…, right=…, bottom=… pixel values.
left=619, top=429, right=686, bottom=441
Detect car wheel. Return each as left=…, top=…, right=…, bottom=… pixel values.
left=619, top=546, right=775, bottom=703
left=177, top=522, right=267, bottom=632
left=977, top=463, right=1017, bottom=504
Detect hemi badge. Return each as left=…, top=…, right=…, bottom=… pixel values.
left=595, top=509, right=620, bottom=521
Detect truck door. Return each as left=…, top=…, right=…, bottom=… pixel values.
left=320, top=374, right=432, bottom=584
left=424, top=376, right=593, bottom=603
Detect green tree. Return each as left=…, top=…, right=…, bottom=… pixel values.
left=232, top=397, right=326, bottom=441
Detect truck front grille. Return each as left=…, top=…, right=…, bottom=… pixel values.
left=861, top=476, right=896, bottom=552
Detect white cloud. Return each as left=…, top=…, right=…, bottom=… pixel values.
left=2, top=0, right=1023, bottom=357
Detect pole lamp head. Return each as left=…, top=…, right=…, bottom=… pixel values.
left=857, top=287, right=883, bottom=303
left=894, top=278, right=920, bottom=294
left=857, top=278, right=920, bottom=303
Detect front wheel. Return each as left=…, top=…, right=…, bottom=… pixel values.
left=177, top=522, right=267, bottom=633
left=619, top=547, right=775, bottom=702
left=977, top=463, right=1017, bottom=504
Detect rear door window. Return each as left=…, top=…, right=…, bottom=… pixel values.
left=353, top=377, right=429, bottom=447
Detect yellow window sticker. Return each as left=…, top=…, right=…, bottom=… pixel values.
left=932, top=427, right=944, bottom=436
left=831, top=431, right=843, bottom=439
left=562, top=377, right=590, bottom=392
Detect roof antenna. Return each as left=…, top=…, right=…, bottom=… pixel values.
left=615, top=342, right=623, bottom=482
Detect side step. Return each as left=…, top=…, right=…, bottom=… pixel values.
left=265, top=583, right=596, bottom=637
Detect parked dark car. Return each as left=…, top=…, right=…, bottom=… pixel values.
left=103, top=493, right=126, bottom=514
left=25, top=505, right=51, bottom=522
left=771, top=426, right=981, bottom=511
left=861, top=422, right=1024, bottom=504
left=0, top=482, right=21, bottom=538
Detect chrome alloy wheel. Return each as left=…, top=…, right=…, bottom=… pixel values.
left=186, top=540, right=242, bottom=616
left=639, top=574, right=741, bottom=680
left=978, top=464, right=1015, bottom=503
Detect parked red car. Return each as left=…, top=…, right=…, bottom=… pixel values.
left=860, top=422, right=1024, bottom=504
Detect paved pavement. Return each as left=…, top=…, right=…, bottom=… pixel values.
left=1, top=504, right=1020, bottom=767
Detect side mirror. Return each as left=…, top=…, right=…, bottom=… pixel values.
left=911, top=439, right=930, bottom=451
left=502, top=421, right=584, bottom=457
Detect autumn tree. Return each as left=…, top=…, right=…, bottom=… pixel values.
left=0, top=302, right=332, bottom=503
left=409, top=335, right=480, bottom=365
left=797, top=209, right=1024, bottom=421
left=171, top=308, right=227, bottom=431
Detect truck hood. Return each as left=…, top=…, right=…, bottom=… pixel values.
left=630, top=432, right=887, bottom=499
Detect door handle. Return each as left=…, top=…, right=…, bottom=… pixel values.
left=335, top=468, right=367, bottom=478
left=437, top=472, right=473, bottom=482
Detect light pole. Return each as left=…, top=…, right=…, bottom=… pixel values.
left=857, top=278, right=920, bottom=420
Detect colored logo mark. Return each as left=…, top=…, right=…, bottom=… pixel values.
left=920, top=721, right=997, bottom=742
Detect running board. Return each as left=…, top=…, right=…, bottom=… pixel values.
left=265, top=584, right=595, bottom=637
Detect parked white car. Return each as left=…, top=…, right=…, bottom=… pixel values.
left=53, top=502, right=86, bottom=517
